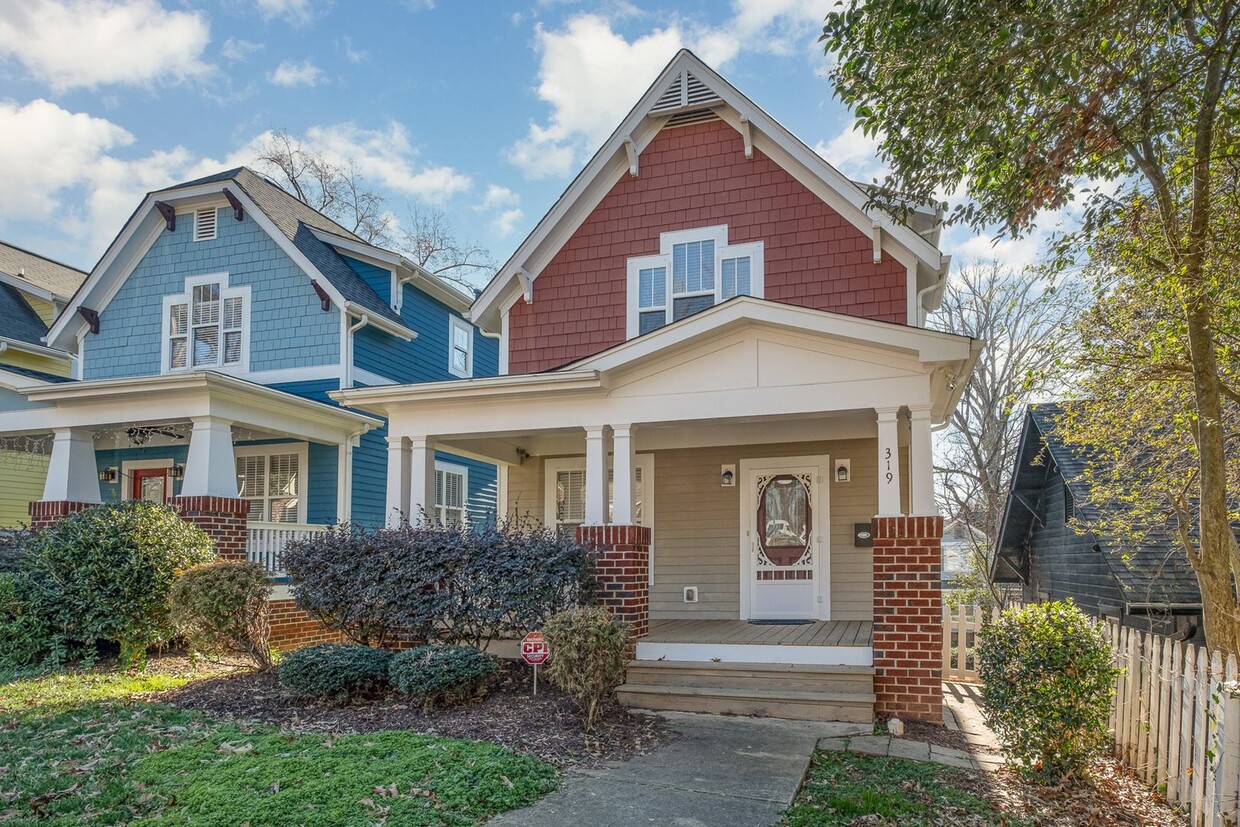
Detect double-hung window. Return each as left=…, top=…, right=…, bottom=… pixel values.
left=163, top=274, right=250, bottom=372
left=448, top=316, right=474, bottom=378
left=235, top=444, right=307, bottom=524
left=435, top=461, right=469, bottom=525
left=626, top=225, right=763, bottom=339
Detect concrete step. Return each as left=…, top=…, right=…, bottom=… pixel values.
left=626, top=659, right=874, bottom=694
left=616, top=681, right=876, bottom=723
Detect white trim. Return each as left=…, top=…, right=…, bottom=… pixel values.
left=739, top=454, right=831, bottom=621
left=119, top=458, right=175, bottom=501
left=0, top=366, right=56, bottom=390
left=498, top=308, right=510, bottom=375
left=447, top=315, right=474, bottom=378
left=0, top=335, right=73, bottom=361
left=351, top=367, right=397, bottom=387
left=234, top=441, right=310, bottom=524
left=0, top=271, right=72, bottom=304
left=160, top=272, right=251, bottom=375
left=434, top=459, right=469, bottom=524
left=634, top=641, right=872, bottom=667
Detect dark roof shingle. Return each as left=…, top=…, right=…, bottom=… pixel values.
left=0, top=241, right=86, bottom=299
left=0, top=282, right=51, bottom=348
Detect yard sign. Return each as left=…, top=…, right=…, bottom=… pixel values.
left=521, top=631, right=551, bottom=695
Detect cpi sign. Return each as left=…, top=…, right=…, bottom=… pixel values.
left=520, top=631, right=551, bottom=665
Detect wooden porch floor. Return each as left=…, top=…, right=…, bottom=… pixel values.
left=645, top=619, right=874, bottom=647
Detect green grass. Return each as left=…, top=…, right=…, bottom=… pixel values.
left=780, top=750, right=1029, bottom=827
left=0, top=661, right=557, bottom=826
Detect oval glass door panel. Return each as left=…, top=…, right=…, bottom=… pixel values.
left=757, top=474, right=812, bottom=566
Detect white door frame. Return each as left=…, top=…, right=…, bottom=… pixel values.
left=738, top=454, right=831, bottom=621
left=120, top=458, right=175, bottom=501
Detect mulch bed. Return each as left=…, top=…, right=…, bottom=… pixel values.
left=892, top=719, right=971, bottom=753
left=157, top=661, right=669, bottom=768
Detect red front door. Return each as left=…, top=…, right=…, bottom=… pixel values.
left=132, top=468, right=168, bottom=503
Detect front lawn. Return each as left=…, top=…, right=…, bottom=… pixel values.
left=0, top=659, right=557, bottom=826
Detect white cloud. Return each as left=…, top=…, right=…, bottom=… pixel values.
left=340, top=35, right=367, bottom=63
left=254, top=0, right=326, bottom=25
left=506, top=3, right=831, bottom=179
left=0, top=0, right=211, bottom=92
left=814, top=120, right=887, bottom=183
left=269, top=60, right=324, bottom=87
left=222, top=37, right=263, bottom=62
left=474, top=185, right=523, bottom=237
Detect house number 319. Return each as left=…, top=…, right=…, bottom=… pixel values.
left=884, top=447, right=893, bottom=484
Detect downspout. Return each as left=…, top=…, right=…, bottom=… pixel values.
left=915, top=255, right=951, bottom=326
left=338, top=425, right=366, bottom=522
left=343, top=314, right=370, bottom=389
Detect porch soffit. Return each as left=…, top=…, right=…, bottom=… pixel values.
left=6, top=371, right=380, bottom=444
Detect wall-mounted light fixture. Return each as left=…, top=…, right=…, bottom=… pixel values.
left=98, top=467, right=118, bottom=483
left=835, top=459, right=851, bottom=483
left=169, top=464, right=185, bottom=480
left=720, top=464, right=736, bottom=487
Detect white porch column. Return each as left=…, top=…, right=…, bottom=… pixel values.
left=875, top=407, right=902, bottom=517
left=181, top=417, right=238, bottom=498
left=408, top=436, right=437, bottom=523
left=612, top=423, right=636, bottom=525
left=909, top=405, right=936, bottom=516
left=584, top=425, right=608, bottom=525
left=385, top=435, right=410, bottom=527
left=42, top=427, right=101, bottom=503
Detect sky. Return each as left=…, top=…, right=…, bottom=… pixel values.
left=0, top=0, right=1055, bottom=288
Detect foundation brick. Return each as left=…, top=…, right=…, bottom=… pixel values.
left=577, top=524, right=650, bottom=657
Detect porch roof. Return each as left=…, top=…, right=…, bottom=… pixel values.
left=4, top=370, right=381, bottom=445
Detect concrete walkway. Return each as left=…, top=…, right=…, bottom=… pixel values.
left=490, top=712, right=870, bottom=827
left=942, top=681, right=1005, bottom=771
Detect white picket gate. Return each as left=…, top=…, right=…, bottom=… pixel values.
left=1107, top=622, right=1240, bottom=827
left=942, top=602, right=991, bottom=683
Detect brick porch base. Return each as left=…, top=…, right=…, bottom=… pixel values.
left=577, top=524, right=650, bottom=657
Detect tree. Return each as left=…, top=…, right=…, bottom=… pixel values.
left=823, top=1, right=1240, bottom=652
left=931, top=261, right=1084, bottom=606
left=254, top=131, right=496, bottom=292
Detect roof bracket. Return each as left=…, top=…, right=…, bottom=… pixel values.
left=739, top=117, right=753, bottom=160
left=623, top=136, right=639, bottom=177
left=872, top=223, right=882, bottom=264
left=310, top=280, right=332, bottom=312
left=154, top=201, right=176, bottom=232
left=516, top=268, right=534, bottom=304
left=77, top=306, right=100, bottom=335
left=223, top=188, right=244, bottom=221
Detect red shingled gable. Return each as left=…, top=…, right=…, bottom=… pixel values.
left=506, top=118, right=909, bottom=374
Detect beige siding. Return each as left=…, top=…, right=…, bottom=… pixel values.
left=0, top=450, right=48, bottom=528
left=2, top=350, right=71, bottom=377
left=505, top=458, right=545, bottom=523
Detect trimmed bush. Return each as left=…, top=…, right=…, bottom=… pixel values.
left=543, top=607, right=629, bottom=730
left=22, top=501, right=215, bottom=665
left=169, top=561, right=274, bottom=670
left=978, top=600, right=1120, bottom=778
left=0, top=572, right=51, bottom=667
left=277, top=643, right=393, bottom=701
left=389, top=645, right=499, bottom=710
left=282, top=518, right=594, bottom=647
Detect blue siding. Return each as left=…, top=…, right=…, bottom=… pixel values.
left=307, top=443, right=339, bottom=524
left=267, top=378, right=340, bottom=404
left=84, top=206, right=340, bottom=380
left=95, top=446, right=189, bottom=502
left=437, top=451, right=498, bottom=526
left=353, top=282, right=498, bottom=384
left=351, top=426, right=388, bottom=528
left=342, top=256, right=391, bottom=306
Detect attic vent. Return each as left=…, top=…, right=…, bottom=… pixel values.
left=650, top=68, right=722, bottom=115
left=666, top=108, right=722, bottom=128
left=194, top=208, right=218, bottom=242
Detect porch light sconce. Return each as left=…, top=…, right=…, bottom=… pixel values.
left=835, top=459, right=851, bottom=483
left=98, top=467, right=118, bottom=483
left=720, top=464, right=736, bottom=487
left=169, top=464, right=185, bottom=480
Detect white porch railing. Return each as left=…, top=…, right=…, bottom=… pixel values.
left=246, top=521, right=328, bottom=574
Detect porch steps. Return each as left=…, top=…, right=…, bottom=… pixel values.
left=616, top=660, right=875, bottom=723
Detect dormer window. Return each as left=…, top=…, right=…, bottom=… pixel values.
left=194, top=208, right=218, bottom=242
left=162, top=273, right=250, bottom=372
left=626, top=225, right=763, bottom=338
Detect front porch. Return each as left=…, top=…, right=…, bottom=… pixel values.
left=639, top=619, right=873, bottom=665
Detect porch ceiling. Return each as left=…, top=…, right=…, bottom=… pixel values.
left=3, top=370, right=381, bottom=445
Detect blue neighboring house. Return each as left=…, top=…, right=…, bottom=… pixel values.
left=0, top=167, right=498, bottom=557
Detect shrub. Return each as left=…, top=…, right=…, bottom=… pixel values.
left=277, top=643, right=393, bottom=701
left=22, top=501, right=215, bottom=665
left=542, top=607, right=630, bottom=730
left=0, top=572, right=51, bottom=666
left=282, top=517, right=594, bottom=647
left=169, top=561, right=274, bottom=670
left=389, top=645, right=499, bottom=710
left=978, top=600, right=1120, bottom=778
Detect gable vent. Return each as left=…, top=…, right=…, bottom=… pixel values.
left=666, top=108, right=722, bottom=128
left=194, top=208, right=218, bottom=242
left=650, top=69, right=722, bottom=115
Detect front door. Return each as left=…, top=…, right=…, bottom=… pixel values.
left=132, top=468, right=168, bottom=503
left=742, top=457, right=828, bottom=620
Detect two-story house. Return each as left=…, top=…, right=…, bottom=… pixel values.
left=0, top=168, right=498, bottom=643
left=0, top=242, right=85, bottom=527
left=337, top=51, right=981, bottom=724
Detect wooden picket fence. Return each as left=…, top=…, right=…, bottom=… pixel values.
left=1107, top=622, right=1240, bottom=826
left=942, top=601, right=991, bottom=683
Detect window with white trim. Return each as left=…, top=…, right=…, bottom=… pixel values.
left=194, top=208, right=218, bottom=242
left=435, top=461, right=468, bottom=525
left=163, top=274, right=249, bottom=372
left=544, top=457, right=654, bottom=539
left=626, top=225, right=763, bottom=339
left=448, top=316, right=474, bottom=378
left=235, top=444, right=307, bottom=524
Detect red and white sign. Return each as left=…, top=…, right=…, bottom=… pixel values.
left=520, top=631, right=551, bottom=666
